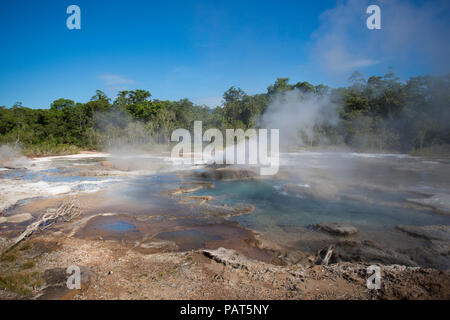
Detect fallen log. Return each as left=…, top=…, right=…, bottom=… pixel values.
left=321, top=245, right=335, bottom=266
left=2, top=197, right=81, bottom=253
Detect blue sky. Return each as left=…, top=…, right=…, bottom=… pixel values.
left=0, top=0, right=449, bottom=108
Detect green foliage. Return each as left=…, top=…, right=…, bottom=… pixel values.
left=0, top=72, right=449, bottom=155
left=409, top=144, right=450, bottom=158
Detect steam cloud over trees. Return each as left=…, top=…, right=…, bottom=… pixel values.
left=0, top=72, right=449, bottom=156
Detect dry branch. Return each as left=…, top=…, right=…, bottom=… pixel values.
left=3, top=197, right=81, bottom=253
left=321, top=245, right=335, bottom=266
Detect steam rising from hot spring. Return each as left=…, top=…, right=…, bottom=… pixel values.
left=0, top=144, right=30, bottom=168
left=260, top=89, right=340, bottom=148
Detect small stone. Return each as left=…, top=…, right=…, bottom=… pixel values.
left=314, top=222, right=359, bottom=236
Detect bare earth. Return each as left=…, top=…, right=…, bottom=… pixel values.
left=1, top=152, right=450, bottom=300
left=1, top=233, right=448, bottom=300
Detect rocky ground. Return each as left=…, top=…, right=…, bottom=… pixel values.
left=1, top=153, right=450, bottom=300
left=0, top=232, right=449, bottom=300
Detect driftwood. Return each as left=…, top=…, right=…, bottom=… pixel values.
left=3, top=197, right=81, bottom=253
left=321, top=245, right=335, bottom=266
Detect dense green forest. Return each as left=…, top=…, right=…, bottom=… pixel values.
left=0, top=72, right=449, bottom=156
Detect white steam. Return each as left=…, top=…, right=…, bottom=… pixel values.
left=260, top=90, right=339, bottom=148
left=0, top=144, right=29, bottom=169
left=310, top=0, right=450, bottom=78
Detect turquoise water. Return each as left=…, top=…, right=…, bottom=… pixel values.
left=0, top=167, right=100, bottom=183
left=191, top=179, right=450, bottom=232
left=100, top=221, right=137, bottom=232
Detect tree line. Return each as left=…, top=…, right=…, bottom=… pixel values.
left=0, top=72, right=449, bottom=155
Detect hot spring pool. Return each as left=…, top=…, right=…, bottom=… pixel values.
left=190, top=179, right=450, bottom=231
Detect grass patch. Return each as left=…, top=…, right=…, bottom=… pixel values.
left=22, top=144, right=81, bottom=157
left=19, top=241, right=33, bottom=251
left=166, top=269, right=175, bottom=275
left=0, top=271, right=43, bottom=296
left=21, top=261, right=35, bottom=270
left=1, top=251, right=17, bottom=262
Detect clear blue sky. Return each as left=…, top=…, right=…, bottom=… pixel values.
left=0, top=0, right=449, bottom=108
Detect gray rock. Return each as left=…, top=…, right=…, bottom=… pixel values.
left=194, top=168, right=257, bottom=180
left=203, top=247, right=251, bottom=269
left=38, top=266, right=93, bottom=300
left=396, top=225, right=450, bottom=258
left=407, top=193, right=450, bottom=215
left=42, top=266, right=92, bottom=286
left=396, top=225, right=450, bottom=241
left=317, top=240, right=418, bottom=267
left=314, top=222, right=359, bottom=236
